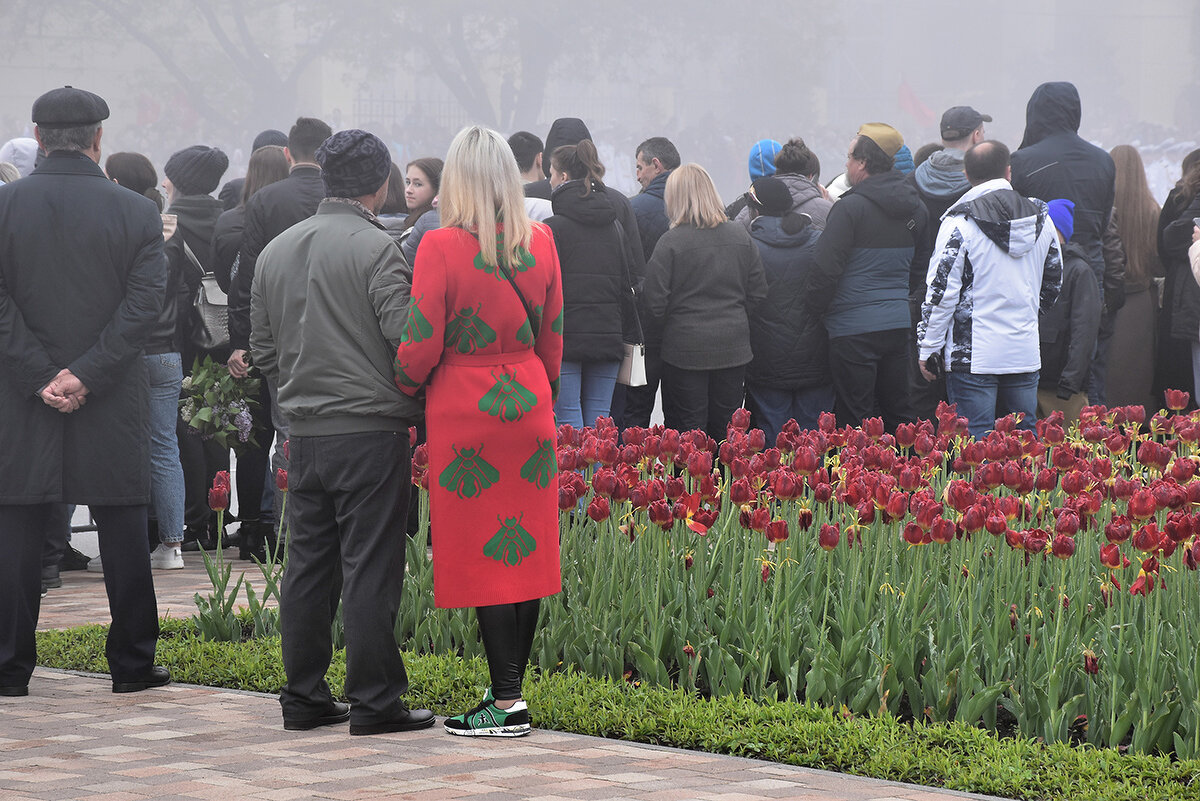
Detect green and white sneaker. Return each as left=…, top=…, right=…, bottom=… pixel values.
left=444, top=689, right=531, bottom=737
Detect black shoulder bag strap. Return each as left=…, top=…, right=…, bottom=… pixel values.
left=612, top=220, right=645, bottom=344
left=496, top=258, right=537, bottom=340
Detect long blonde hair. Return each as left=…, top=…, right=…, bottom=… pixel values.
left=1110, top=145, right=1161, bottom=284
left=665, top=163, right=727, bottom=229
left=439, top=125, right=532, bottom=269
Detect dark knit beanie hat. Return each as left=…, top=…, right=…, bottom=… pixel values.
left=316, top=129, right=392, bottom=199
left=164, top=145, right=229, bottom=196
left=252, top=129, right=288, bottom=151
left=747, top=176, right=793, bottom=217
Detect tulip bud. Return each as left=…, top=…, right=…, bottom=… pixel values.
left=761, top=563, right=770, bottom=583
left=1082, top=649, right=1099, bottom=675
left=684, top=553, right=694, bottom=570
left=683, top=643, right=696, bottom=659
left=796, top=506, right=814, bottom=530
left=208, top=484, right=229, bottom=512
left=765, top=519, right=789, bottom=543
left=818, top=523, right=840, bottom=551
left=275, top=468, right=288, bottom=492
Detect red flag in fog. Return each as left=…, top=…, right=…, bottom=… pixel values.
left=899, top=79, right=936, bottom=129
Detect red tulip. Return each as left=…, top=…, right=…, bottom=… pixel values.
left=730, top=478, right=755, bottom=505
left=275, top=468, right=288, bottom=492
left=747, top=428, right=767, bottom=453
left=1170, top=458, right=1197, bottom=483
left=1022, top=528, right=1049, bottom=554
left=1131, top=522, right=1161, bottom=553
left=863, top=417, right=884, bottom=440
left=902, top=521, right=925, bottom=545
left=1083, top=650, right=1099, bottom=675
left=586, top=496, right=611, bottom=522
left=765, top=519, right=789, bottom=543
left=929, top=517, right=955, bottom=544
left=818, top=412, right=837, bottom=434
left=796, top=506, right=814, bottom=531
left=686, top=449, right=712, bottom=478
left=729, top=407, right=752, bottom=433
left=1100, top=543, right=1122, bottom=568
left=895, top=423, right=917, bottom=448
left=1051, top=533, right=1076, bottom=559
left=208, top=484, right=229, bottom=512
left=647, top=498, right=673, bottom=529
left=1128, top=488, right=1157, bottom=520
left=1104, top=515, right=1132, bottom=544
left=1054, top=510, right=1080, bottom=537
left=818, top=523, right=840, bottom=551
left=793, top=446, right=821, bottom=475
left=1165, top=389, right=1190, bottom=411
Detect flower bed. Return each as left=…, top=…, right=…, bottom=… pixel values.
left=402, top=398, right=1200, bottom=757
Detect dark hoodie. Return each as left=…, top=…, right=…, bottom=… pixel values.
left=545, top=181, right=629, bottom=363
left=805, top=169, right=928, bottom=338
left=1011, top=82, right=1115, bottom=288
left=525, top=118, right=593, bottom=201
left=747, top=214, right=828, bottom=389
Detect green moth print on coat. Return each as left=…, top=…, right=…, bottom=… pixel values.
left=472, top=246, right=536, bottom=281
left=551, top=307, right=563, bottom=334
left=445, top=305, right=497, bottom=354
left=483, top=514, right=537, bottom=566
left=438, top=445, right=500, bottom=499
left=519, top=438, right=557, bottom=489
left=478, top=369, right=537, bottom=422
left=394, top=359, right=419, bottom=389
left=401, top=296, right=434, bottom=344
left=515, top=318, right=533, bottom=346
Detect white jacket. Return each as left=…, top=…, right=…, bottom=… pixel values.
left=918, top=178, right=1063, bottom=374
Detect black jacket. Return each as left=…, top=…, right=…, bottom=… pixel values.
left=1039, top=242, right=1102, bottom=396
left=0, top=151, right=166, bottom=504
left=1162, top=191, right=1200, bottom=342
left=746, top=215, right=829, bottom=389
left=644, top=221, right=767, bottom=370
left=805, top=169, right=927, bottom=339
left=155, top=194, right=224, bottom=363
left=1011, top=82, right=1115, bottom=294
left=545, top=182, right=629, bottom=363
left=630, top=170, right=670, bottom=262
left=228, top=165, right=325, bottom=350
left=209, top=205, right=245, bottom=295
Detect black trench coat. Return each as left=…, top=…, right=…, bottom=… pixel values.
left=0, top=151, right=166, bottom=505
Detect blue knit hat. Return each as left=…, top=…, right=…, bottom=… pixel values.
left=1047, top=198, right=1075, bottom=242
left=748, top=139, right=782, bottom=181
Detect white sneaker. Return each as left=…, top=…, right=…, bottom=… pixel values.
left=86, top=555, right=103, bottom=573
left=150, top=544, right=185, bottom=570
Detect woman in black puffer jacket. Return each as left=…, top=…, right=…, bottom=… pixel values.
left=545, top=140, right=633, bottom=429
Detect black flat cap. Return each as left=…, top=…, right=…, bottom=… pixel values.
left=32, top=86, right=110, bottom=129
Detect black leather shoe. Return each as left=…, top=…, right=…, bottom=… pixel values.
left=112, top=666, right=171, bottom=693
left=0, top=685, right=29, bottom=697
left=283, top=701, right=351, bottom=731
left=349, top=705, right=436, bottom=735
left=61, top=546, right=92, bottom=571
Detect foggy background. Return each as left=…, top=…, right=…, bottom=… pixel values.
left=4, top=0, right=1198, bottom=202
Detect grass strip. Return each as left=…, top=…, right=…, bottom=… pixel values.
left=36, top=621, right=1200, bottom=801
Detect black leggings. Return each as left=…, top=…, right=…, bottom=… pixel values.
left=475, top=599, right=540, bottom=701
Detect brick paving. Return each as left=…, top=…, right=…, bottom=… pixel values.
left=15, top=556, right=1007, bottom=801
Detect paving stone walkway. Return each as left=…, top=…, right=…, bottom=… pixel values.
left=12, top=555, right=1007, bottom=801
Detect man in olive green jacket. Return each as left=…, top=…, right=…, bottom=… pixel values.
left=250, top=129, right=434, bottom=736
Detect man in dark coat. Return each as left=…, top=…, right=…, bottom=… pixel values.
left=0, top=86, right=169, bottom=696
left=1010, top=81, right=1120, bottom=403
left=805, top=123, right=927, bottom=432
left=620, top=136, right=680, bottom=430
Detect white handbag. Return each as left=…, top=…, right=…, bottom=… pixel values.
left=618, top=342, right=647, bottom=387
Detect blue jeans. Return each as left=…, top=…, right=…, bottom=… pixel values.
left=555, top=360, right=620, bottom=429
left=145, top=352, right=185, bottom=544
left=946, top=371, right=1039, bottom=440
left=745, top=383, right=836, bottom=442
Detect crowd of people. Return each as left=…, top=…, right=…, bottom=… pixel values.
left=3, top=80, right=1200, bottom=738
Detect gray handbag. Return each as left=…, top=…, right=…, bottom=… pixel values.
left=183, top=241, right=229, bottom=352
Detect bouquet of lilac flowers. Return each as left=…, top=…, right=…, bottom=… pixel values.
left=179, top=356, right=260, bottom=451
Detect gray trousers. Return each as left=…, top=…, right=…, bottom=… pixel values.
left=278, top=429, right=412, bottom=725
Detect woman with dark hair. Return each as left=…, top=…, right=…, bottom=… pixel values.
left=644, top=164, right=767, bottom=443
left=402, top=156, right=443, bottom=231
left=105, top=152, right=165, bottom=210
left=204, top=144, right=289, bottom=559
left=543, top=140, right=631, bottom=428
left=736, top=137, right=833, bottom=231
left=1154, top=149, right=1200, bottom=409
left=1105, top=145, right=1162, bottom=409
